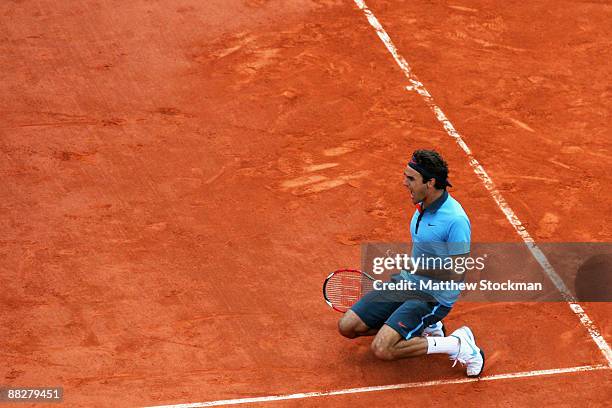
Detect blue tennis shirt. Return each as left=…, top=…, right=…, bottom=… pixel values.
left=400, top=190, right=471, bottom=306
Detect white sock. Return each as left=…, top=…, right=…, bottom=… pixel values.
left=426, top=336, right=460, bottom=355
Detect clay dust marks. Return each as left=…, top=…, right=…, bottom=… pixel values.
left=506, top=117, right=535, bottom=133
left=469, top=106, right=536, bottom=133
left=281, top=174, right=328, bottom=189
left=192, top=29, right=301, bottom=88
left=281, top=170, right=370, bottom=196
left=278, top=137, right=372, bottom=195
left=193, top=31, right=282, bottom=85
left=444, top=11, right=526, bottom=53
left=447, top=5, right=478, bottom=13
left=303, top=163, right=339, bottom=172
left=323, top=146, right=353, bottom=156
left=536, top=212, right=560, bottom=239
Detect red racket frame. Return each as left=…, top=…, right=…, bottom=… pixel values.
left=322, top=269, right=374, bottom=313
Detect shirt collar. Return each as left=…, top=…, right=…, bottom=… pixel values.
left=420, top=190, right=448, bottom=213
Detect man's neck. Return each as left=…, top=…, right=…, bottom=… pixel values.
left=422, top=188, right=444, bottom=209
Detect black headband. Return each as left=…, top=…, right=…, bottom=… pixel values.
left=408, top=159, right=452, bottom=188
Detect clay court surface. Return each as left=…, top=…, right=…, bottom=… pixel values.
left=1, top=0, right=611, bottom=406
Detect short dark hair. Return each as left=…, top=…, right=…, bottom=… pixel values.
left=411, top=149, right=450, bottom=189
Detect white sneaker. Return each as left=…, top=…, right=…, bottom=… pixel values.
left=450, top=326, right=485, bottom=377
left=422, top=321, right=445, bottom=337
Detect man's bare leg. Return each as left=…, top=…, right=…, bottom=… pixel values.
left=370, top=324, right=428, bottom=360
left=338, top=310, right=379, bottom=338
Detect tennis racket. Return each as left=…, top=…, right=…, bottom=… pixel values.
left=322, top=269, right=375, bottom=313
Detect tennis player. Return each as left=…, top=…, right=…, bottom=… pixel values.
left=337, top=149, right=485, bottom=377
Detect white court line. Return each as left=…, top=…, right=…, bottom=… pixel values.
left=145, top=364, right=609, bottom=407
left=353, top=0, right=612, bottom=367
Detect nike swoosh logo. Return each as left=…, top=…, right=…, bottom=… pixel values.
left=455, top=334, right=479, bottom=356
left=466, top=331, right=479, bottom=355
left=466, top=341, right=478, bottom=356
left=428, top=223, right=436, bottom=226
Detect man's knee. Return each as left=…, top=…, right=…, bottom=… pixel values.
left=338, top=310, right=367, bottom=339
left=338, top=324, right=356, bottom=339
left=338, top=315, right=357, bottom=338
left=370, top=340, right=394, bottom=361
left=370, top=325, right=402, bottom=361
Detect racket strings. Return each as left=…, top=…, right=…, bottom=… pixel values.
left=325, top=273, right=365, bottom=309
